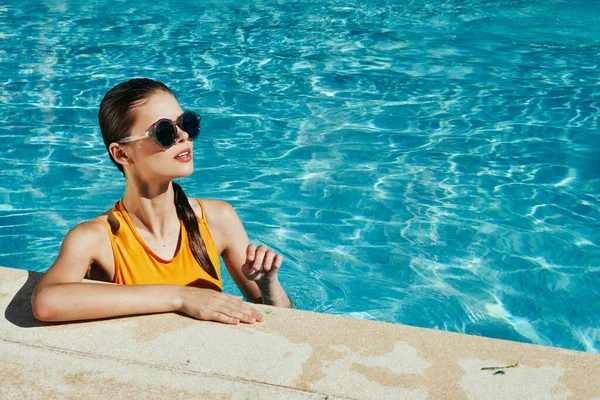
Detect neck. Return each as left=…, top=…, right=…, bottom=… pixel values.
left=121, top=179, right=179, bottom=237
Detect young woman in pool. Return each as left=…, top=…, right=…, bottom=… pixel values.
left=32, top=78, right=292, bottom=325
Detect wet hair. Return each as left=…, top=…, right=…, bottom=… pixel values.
left=98, top=78, right=218, bottom=280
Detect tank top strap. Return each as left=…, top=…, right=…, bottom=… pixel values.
left=195, top=198, right=208, bottom=223
left=90, top=202, right=122, bottom=239
left=90, top=218, right=112, bottom=234
left=115, top=199, right=137, bottom=233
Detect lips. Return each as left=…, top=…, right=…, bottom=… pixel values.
left=175, top=148, right=191, bottom=159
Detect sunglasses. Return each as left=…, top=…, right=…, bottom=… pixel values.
left=117, top=111, right=201, bottom=148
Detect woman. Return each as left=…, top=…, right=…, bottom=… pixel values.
left=32, top=78, right=292, bottom=325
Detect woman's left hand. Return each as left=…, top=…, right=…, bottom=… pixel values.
left=242, top=244, right=283, bottom=283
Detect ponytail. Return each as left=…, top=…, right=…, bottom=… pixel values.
left=173, top=182, right=219, bottom=280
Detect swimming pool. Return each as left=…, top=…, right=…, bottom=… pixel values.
left=1, top=0, right=599, bottom=352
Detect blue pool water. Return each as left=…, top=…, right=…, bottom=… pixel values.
left=1, top=0, right=599, bottom=352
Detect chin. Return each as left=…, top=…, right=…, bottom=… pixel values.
left=173, top=163, right=195, bottom=178
left=157, top=162, right=195, bottom=180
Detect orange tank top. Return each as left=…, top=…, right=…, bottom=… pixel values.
left=94, top=199, right=222, bottom=291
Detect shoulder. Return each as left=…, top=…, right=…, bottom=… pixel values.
left=61, top=207, right=118, bottom=253
left=203, top=199, right=236, bottom=217
left=37, top=215, right=115, bottom=289
left=189, top=198, right=237, bottom=223
left=62, top=213, right=117, bottom=271
left=191, top=199, right=247, bottom=255
left=87, top=208, right=120, bottom=235
left=62, top=219, right=110, bottom=254
left=189, top=199, right=239, bottom=254
left=42, top=219, right=110, bottom=280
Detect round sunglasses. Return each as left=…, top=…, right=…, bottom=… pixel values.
left=117, top=111, right=201, bottom=148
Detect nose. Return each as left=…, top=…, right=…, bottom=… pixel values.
left=175, top=124, right=189, bottom=143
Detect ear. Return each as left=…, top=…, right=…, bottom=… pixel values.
left=108, top=143, right=133, bottom=167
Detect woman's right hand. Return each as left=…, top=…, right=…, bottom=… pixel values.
left=177, top=287, right=264, bottom=325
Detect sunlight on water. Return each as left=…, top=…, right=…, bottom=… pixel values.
left=0, top=0, right=599, bottom=352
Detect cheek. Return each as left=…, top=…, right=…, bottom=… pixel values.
left=128, top=145, right=164, bottom=169
left=132, top=142, right=165, bottom=160
left=139, top=151, right=167, bottom=169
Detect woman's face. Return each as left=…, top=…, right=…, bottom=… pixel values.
left=122, top=91, right=195, bottom=182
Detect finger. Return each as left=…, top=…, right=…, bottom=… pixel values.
left=224, top=307, right=256, bottom=323
left=273, top=254, right=283, bottom=269
left=212, top=302, right=256, bottom=324
left=222, top=297, right=252, bottom=313
left=245, top=306, right=264, bottom=322
left=213, top=313, right=241, bottom=325
left=224, top=295, right=264, bottom=320
left=243, top=304, right=264, bottom=321
left=241, top=261, right=252, bottom=275
left=242, top=265, right=260, bottom=279
left=246, top=244, right=257, bottom=263
left=246, top=270, right=260, bottom=281
left=262, top=250, right=276, bottom=272
left=234, top=306, right=263, bottom=324
left=203, top=310, right=240, bottom=325
left=252, top=245, right=267, bottom=270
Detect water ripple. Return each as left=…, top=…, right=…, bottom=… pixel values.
left=0, top=0, right=599, bottom=352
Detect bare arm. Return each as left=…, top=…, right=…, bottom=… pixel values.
left=210, top=201, right=292, bottom=308
left=32, top=222, right=263, bottom=324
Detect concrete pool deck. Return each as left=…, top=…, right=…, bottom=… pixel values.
left=1, top=265, right=598, bottom=399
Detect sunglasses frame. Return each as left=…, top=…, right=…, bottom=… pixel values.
left=117, top=111, right=201, bottom=149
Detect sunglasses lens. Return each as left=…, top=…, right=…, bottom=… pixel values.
left=181, top=111, right=200, bottom=139
left=154, top=120, right=176, bottom=148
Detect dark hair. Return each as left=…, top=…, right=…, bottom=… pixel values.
left=98, top=78, right=218, bottom=280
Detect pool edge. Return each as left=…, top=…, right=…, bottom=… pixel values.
left=1, top=265, right=598, bottom=399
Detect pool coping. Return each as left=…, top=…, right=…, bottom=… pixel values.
left=1, top=265, right=598, bottom=399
